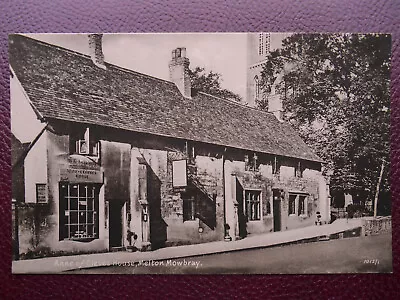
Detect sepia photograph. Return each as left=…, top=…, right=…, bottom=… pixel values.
left=10, top=32, right=391, bottom=274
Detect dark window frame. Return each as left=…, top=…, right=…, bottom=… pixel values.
left=298, top=195, right=306, bottom=216
left=185, top=141, right=196, bottom=165
left=295, top=161, right=304, bottom=178
left=59, top=183, right=100, bottom=241
left=272, top=156, right=281, bottom=175
left=70, top=127, right=100, bottom=158
left=288, top=193, right=308, bottom=216
left=288, top=194, right=296, bottom=215
left=245, top=190, right=261, bottom=221
left=245, top=153, right=260, bottom=172
left=182, top=194, right=196, bottom=221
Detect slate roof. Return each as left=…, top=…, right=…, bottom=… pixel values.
left=9, top=34, right=322, bottom=162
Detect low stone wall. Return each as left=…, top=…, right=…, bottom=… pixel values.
left=362, top=216, right=392, bottom=236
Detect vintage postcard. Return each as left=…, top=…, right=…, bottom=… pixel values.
left=10, top=33, right=391, bottom=274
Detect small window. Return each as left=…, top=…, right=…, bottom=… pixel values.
left=272, top=156, right=281, bottom=175
left=185, top=141, right=196, bottom=165
left=245, top=190, right=261, bottom=221
left=176, top=48, right=182, bottom=58
left=298, top=195, right=306, bottom=216
left=183, top=195, right=196, bottom=221
left=36, top=183, right=48, bottom=204
left=254, top=76, right=260, bottom=100
left=288, top=194, right=296, bottom=215
left=295, top=161, right=303, bottom=178
left=245, top=153, right=259, bottom=172
left=70, top=127, right=99, bottom=157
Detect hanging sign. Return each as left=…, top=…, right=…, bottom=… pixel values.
left=172, top=159, right=187, bottom=188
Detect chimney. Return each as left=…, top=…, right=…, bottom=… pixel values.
left=268, top=83, right=283, bottom=121
left=88, top=34, right=106, bottom=70
left=169, top=47, right=191, bottom=98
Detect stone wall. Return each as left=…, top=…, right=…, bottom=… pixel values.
left=362, top=217, right=392, bottom=236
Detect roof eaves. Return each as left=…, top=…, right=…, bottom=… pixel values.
left=45, top=115, right=324, bottom=163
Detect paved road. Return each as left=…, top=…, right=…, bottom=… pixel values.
left=68, top=233, right=392, bottom=274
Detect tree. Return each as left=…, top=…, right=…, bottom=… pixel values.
left=189, top=66, right=242, bottom=102
left=259, top=34, right=390, bottom=213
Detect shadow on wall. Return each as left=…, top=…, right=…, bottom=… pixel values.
left=147, top=166, right=168, bottom=250
left=13, top=204, right=52, bottom=259
left=189, top=176, right=217, bottom=230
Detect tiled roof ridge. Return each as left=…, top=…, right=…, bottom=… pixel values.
left=16, top=34, right=177, bottom=87
left=17, top=34, right=92, bottom=61
left=17, top=34, right=280, bottom=117
left=44, top=114, right=322, bottom=163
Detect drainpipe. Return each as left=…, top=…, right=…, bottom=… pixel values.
left=222, top=147, right=231, bottom=241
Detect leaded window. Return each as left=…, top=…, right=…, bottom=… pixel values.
left=183, top=195, right=196, bottom=221
left=60, top=183, right=99, bottom=240
left=245, top=190, right=261, bottom=221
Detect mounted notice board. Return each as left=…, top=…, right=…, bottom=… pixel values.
left=172, top=159, right=187, bottom=188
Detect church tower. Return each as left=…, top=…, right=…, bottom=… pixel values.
left=246, top=33, right=271, bottom=107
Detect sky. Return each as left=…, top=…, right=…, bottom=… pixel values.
left=25, top=33, right=287, bottom=100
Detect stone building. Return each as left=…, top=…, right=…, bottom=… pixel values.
left=10, top=34, right=329, bottom=257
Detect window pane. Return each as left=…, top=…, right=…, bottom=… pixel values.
left=62, top=215, right=68, bottom=232
left=79, top=199, right=87, bottom=210
left=70, top=211, right=78, bottom=224
left=183, top=196, right=195, bottom=221
left=61, top=196, right=68, bottom=211
left=89, top=187, right=95, bottom=198
left=88, top=224, right=94, bottom=237
left=79, top=211, right=86, bottom=224
left=87, top=197, right=93, bottom=210
left=70, top=198, right=78, bottom=210
left=289, top=195, right=296, bottom=215
left=298, top=196, right=306, bottom=215
left=70, top=185, right=78, bottom=197
left=79, top=185, right=86, bottom=197
left=87, top=212, right=93, bottom=224
left=70, top=225, right=78, bottom=237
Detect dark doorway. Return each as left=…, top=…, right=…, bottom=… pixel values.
left=236, top=179, right=247, bottom=238
left=273, top=190, right=281, bottom=232
left=109, top=200, right=124, bottom=248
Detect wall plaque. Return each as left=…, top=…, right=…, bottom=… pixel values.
left=60, top=155, right=103, bottom=183
left=60, top=167, right=103, bottom=183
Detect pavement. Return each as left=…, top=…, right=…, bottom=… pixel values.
left=12, top=218, right=363, bottom=274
